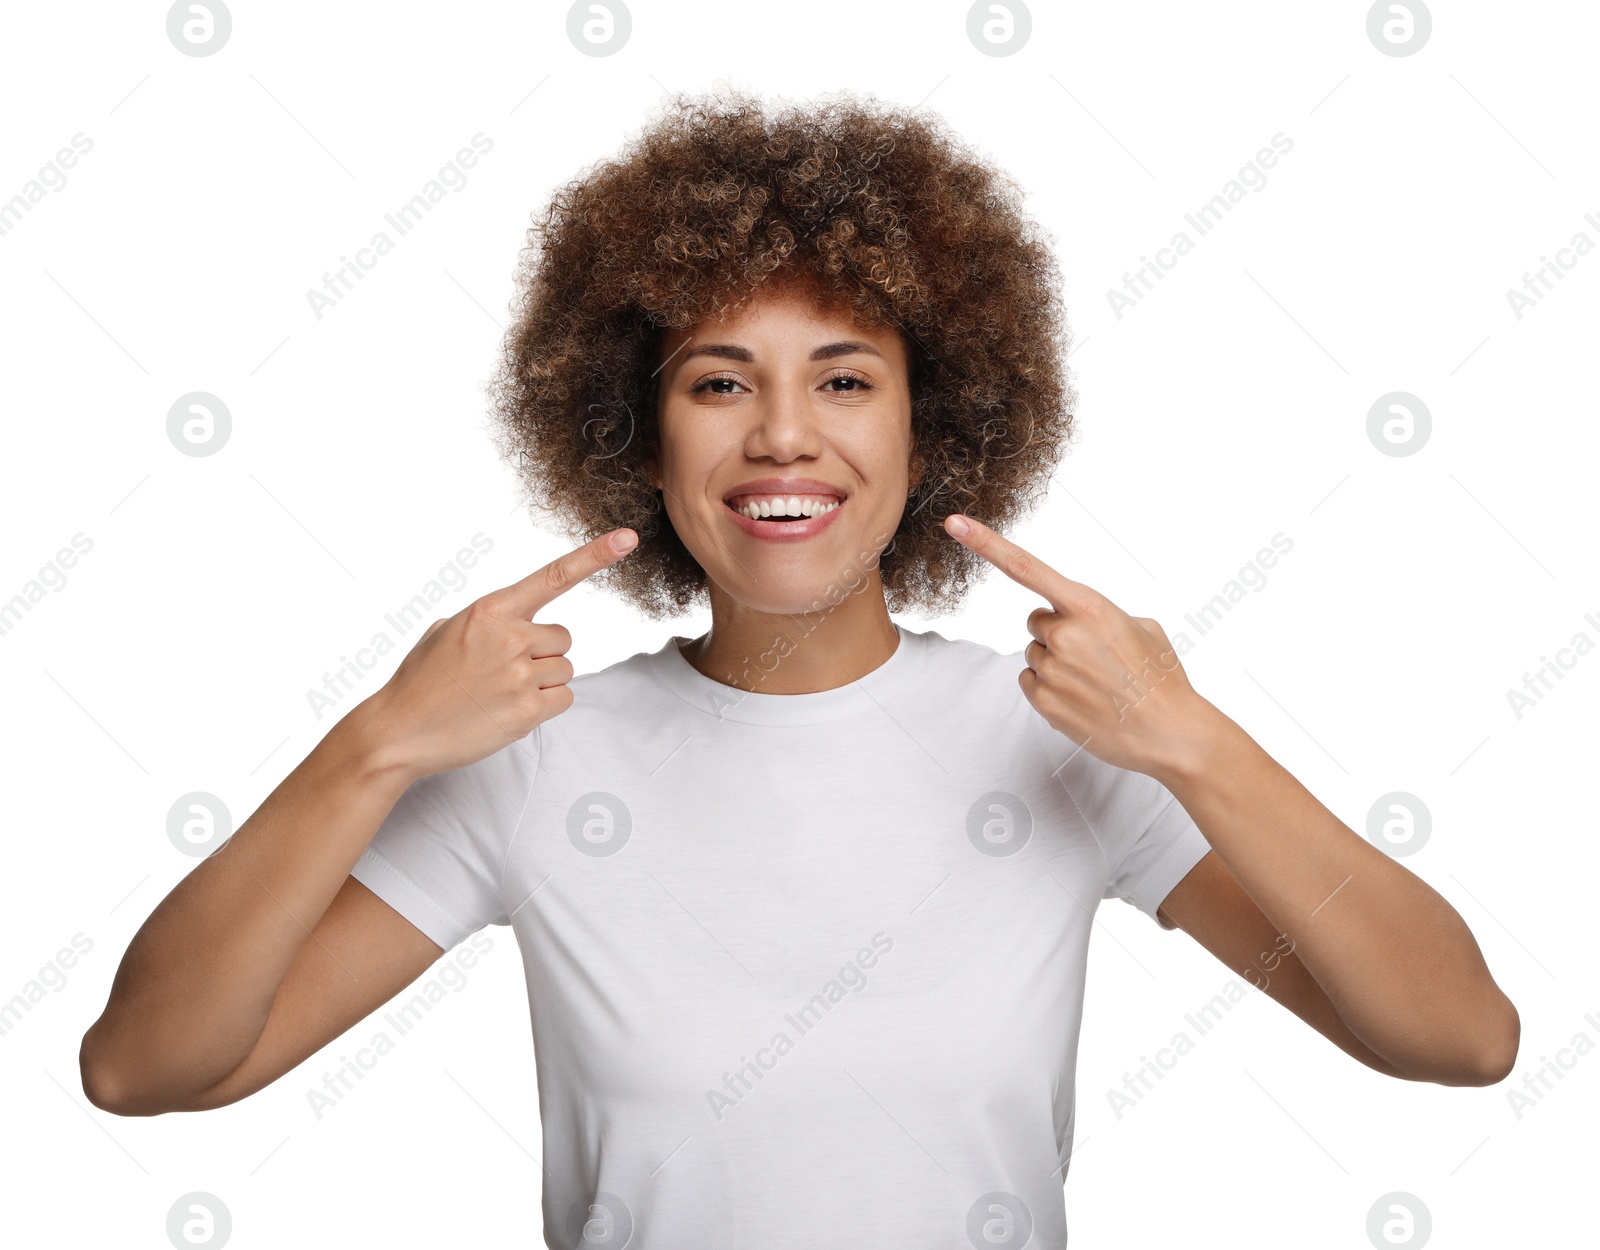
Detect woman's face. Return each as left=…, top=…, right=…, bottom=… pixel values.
left=649, top=282, right=921, bottom=615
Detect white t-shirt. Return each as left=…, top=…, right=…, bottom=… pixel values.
left=350, top=623, right=1212, bottom=1249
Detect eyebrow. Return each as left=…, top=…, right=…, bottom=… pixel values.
left=675, top=340, right=884, bottom=368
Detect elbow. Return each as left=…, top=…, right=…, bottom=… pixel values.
left=82, top=1071, right=137, bottom=1117
left=79, top=1024, right=171, bottom=1117
left=78, top=1024, right=136, bottom=1113
left=79, top=1030, right=131, bottom=1116
left=1470, top=997, right=1521, bottom=1087
left=1432, top=995, right=1520, bottom=1088
left=1375, top=995, right=1521, bottom=1088
left=80, top=1064, right=174, bottom=1117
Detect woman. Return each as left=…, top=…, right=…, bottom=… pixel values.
left=81, top=88, right=1518, bottom=1248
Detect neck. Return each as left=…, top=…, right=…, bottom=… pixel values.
left=679, top=574, right=900, bottom=695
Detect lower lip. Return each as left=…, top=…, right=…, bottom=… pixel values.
left=724, top=499, right=845, bottom=541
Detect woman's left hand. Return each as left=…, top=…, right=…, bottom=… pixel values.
left=944, top=513, right=1224, bottom=780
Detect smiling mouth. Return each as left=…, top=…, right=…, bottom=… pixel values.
left=723, top=497, right=845, bottom=522
left=729, top=509, right=806, bottom=523
left=719, top=494, right=848, bottom=541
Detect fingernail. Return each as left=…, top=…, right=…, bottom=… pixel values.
left=610, top=530, right=637, bottom=553
left=946, top=514, right=970, bottom=538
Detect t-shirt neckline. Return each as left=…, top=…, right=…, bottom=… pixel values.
left=647, top=623, right=925, bottom=726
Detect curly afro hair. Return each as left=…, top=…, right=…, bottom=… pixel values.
left=486, top=85, right=1078, bottom=620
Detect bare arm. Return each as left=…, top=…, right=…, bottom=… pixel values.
left=1157, top=712, right=1519, bottom=1086
left=942, top=512, right=1520, bottom=1087
left=185, top=873, right=447, bottom=1111
left=78, top=528, right=638, bottom=1116
left=1157, top=850, right=1410, bottom=1080
left=78, top=708, right=431, bottom=1115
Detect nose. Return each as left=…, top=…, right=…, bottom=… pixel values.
left=743, top=378, right=823, bottom=462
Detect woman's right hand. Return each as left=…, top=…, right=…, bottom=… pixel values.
left=357, top=528, right=639, bottom=781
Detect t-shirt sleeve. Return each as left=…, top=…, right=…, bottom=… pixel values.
left=1101, top=784, right=1212, bottom=929
left=1035, top=713, right=1212, bottom=929
left=348, top=727, right=542, bottom=950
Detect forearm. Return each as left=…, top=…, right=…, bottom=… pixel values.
left=1157, top=704, right=1519, bottom=1085
left=80, top=701, right=414, bottom=1111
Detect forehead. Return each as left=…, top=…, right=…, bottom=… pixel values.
left=658, top=280, right=905, bottom=366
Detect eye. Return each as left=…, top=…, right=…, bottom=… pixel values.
left=821, top=369, right=874, bottom=393
left=689, top=372, right=747, bottom=396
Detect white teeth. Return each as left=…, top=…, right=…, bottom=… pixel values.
left=736, top=495, right=841, bottom=520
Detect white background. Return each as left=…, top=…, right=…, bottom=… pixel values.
left=2, top=1, right=1594, bottom=1246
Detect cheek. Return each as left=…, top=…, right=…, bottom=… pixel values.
left=847, top=424, right=915, bottom=485
left=654, top=431, right=710, bottom=495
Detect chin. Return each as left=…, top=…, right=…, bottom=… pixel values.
left=712, top=561, right=879, bottom=619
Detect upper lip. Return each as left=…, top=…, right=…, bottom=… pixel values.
left=722, top=477, right=849, bottom=504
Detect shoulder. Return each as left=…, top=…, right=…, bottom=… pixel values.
left=913, top=627, right=1033, bottom=711
left=544, top=635, right=701, bottom=738
left=915, top=626, right=1027, bottom=676
left=564, top=636, right=679, bottom=712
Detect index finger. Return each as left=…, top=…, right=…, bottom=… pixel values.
left=488, top=528, right=638, bottom=619
left=942, top=513, right=1093, bottom=612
